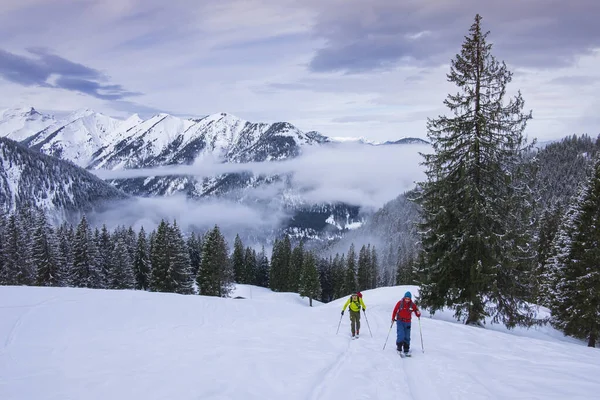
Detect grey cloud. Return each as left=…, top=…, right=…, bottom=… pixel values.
left=55, top=77, right=142, bottom=100
left=331, top=115, right=383, bottom=123
left=0, top=48, right=141, bottom=100
left=93, top=142, right=432, bottom=209
left=548, top=75, right=600, bottom=86
left=307, top=0, right=600, bottom=73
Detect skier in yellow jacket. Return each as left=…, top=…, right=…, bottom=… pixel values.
left=341, top=292, right=366, bottom=338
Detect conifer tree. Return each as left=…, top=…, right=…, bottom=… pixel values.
left=232, top=234, right=245, bottom=283
left=244, top=247, right=257, bottom=285
left=15, top=207, right=35, bottom=284
left=413, top=14, right=535, bottom=327
left=0, top=213, right=6, bottom=284
left=281, top=235, right=292, bottom=291
left=270, top=236, right=291, bottom=292
left=318, top=256, right=334, bottom=303
left=534, top=203, right=564, bottom=306
left=299, top=251, right=321, bottom=306
left=133, top=227, right=150, bottom=290
left=343, top=244, right=357, bottom=295
left=168, top=220, right=194, bottom=294
left=396, top=251, right=414, bottom=285
left=357, top=245, right=370, bottom=291
left=109, top=236, right=135, bottom=289
left=149, top=220, right=170, bottom=292
left=32, top=210, right=61, bottom=286
left=370, top=245, right=379, bottom=289
left=331, top=253, right=345, bottom=299
left=548, top=158, right=600, bottom=347
left=96, top=224, right=112, bottom=288
left=197, top=225, right=232, bottom=297
left=187, top=232, right=202, bottom=279
left=71, top=215, right=102, bottom=288
left=56, top=223, right=74, bottom=287
left=288, top=241, right=304, bottom=292
left=255, top=246, right=270, bottom=288
left=1, top=214, right=26, bottom=285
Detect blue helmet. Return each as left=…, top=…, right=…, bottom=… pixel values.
left=404, top=291, right=412, bottom=299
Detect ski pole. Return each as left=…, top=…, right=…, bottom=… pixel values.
left=383, top=320, right=395, bottom=350
left=363, top=310, right=373, bottom=338
left=418, top=317, right=424, bottom=353
left=336, top=312, right=343, bottom=334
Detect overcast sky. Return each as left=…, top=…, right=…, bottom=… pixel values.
left=1, top=0, right=599, bottom=142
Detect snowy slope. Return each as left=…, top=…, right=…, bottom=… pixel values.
left=0, top=137, right=129, bottom=216
left=0, top=107, right=55, bottom=141
left=1, top=284, right=598, bottom=400
left=23, top=109, right=126, bottom=167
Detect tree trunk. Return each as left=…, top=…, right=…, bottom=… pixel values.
left=309, top=297, right=313, bottom=307
left=588, top=331, right=597, bottom=348
left=466, top=300, right=484, bottom=327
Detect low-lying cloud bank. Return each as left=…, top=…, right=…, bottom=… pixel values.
left=93, top=142, right=431, bottom=210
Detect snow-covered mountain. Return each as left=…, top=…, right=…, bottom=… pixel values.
left=0, top=106, right=428, bottom=237
left=1, top=284, right=598, bottom=399
left=0, top=137, right=129, bottom=221
left=0, top=107, right=56, bottom=141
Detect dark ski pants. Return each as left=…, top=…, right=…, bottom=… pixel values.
left=396, top=320, right=411, bottom=350
left=349, top=310, right=361, bottom=335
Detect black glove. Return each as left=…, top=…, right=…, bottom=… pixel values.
left=341, top=310, right=344, bottom=315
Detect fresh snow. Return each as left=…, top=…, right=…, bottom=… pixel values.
left=0, top=107, right=55, bottom=141
left=1, top=284, right=599, bottom=400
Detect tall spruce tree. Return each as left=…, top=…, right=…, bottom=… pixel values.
left=133, top=227, right=150, bottom=290
left=96, top=224, right=112, bottom=288
left=331, top=253, right=345, bottom=300
left=0, top=213, right=6, bottom=284
left=548, top=157, right=600, bottom=347
left=357, top=245, right=370, bottom=291
left=168, top=221, right=194, bottom=294
left=534, top=203, right=564, bottom=306
left=149, top=220, right=171, bottom=292
left=370, top=246, right=379, bottom=289
left=299, top=251, right=321, bottom=306
left=288, top=241, right=304, bottom=293
left=413, top=14, right=536, bottom=327
left=255, top=246, right=270, bottom=288
left=32, top=210, right=61, bottom=286
left=109, top=236, right=135, bottom=289
left=396, top=252, right=414, bottom=285
left=197, top=225, right=232, bottom=297
left=232, top=234, right=245, bottom=283
left=56, top=223, right=74, bottom=287
left=1, top=214, right=27, bottom=285
left=343, top=244, right=357, bottom=295
left=187, top=232, right=202, bottom=279
left=270, top=236, right=291, bottom=292
left=71, top=215, right=102, bottom=288
left=318, top=256, right=334, bottom=303
left=244, top=247, right=257, bottom=285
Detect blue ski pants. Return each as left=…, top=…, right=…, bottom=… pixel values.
left=396, top=320, right=411, bottom=346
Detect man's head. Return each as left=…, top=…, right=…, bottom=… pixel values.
left=404, top=291, right=412, bottom=300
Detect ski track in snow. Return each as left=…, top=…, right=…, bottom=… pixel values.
left=2, top=297, right=57, bottom=351
left=1, top=285, right=600, bottom=400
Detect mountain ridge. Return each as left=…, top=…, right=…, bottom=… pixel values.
left=0, top=106, right=430, bottom=239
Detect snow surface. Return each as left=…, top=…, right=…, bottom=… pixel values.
left=0, top=107, right=55, bottom=141
left=1, top=284, right=599, bottom=400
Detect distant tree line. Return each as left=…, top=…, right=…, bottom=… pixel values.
left=0, top=208, right=397, bottom=308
